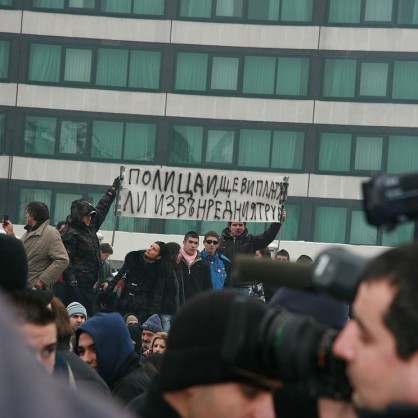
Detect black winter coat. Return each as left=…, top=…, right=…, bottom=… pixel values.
left=219, top=222, right=281, bottom=264
left=115, top=250, right=166, bottom=322
left=61, top=190, right=116, bottom=288
left=107, top=353, right=151, bottom=406
left=180, top=253, right=212, bottom=301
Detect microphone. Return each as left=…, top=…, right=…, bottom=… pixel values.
left=233, top=255, right=312, bottom=290
left=233, top=247, right=369, bottom=302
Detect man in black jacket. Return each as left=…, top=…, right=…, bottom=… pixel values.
left=61, top=177, right=120, bottom=316
left=179, top=231, right=212, bottom=301
left=75, top=312, right=151, bottom=406
left=137, top=291, right=281, bottom=418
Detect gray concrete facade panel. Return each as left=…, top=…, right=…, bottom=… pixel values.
left=0, top=83, right=18, bottom=106
left=308, top=174, right=368, bottom=200
left=314, top=100, right=418, bottom=128
left=319, top=27, right=418, bottom=53
left=166, top=94, right=314, bottom=123
left=0, top=10, right=21, bottom=34
left=171, top=21, right=319, bottom=50
left=21, top=11, right=171, bottom=43
left=16, top=84, right=167, bottom=116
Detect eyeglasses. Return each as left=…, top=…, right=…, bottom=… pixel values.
left=205, top=240, right=219, bottom=245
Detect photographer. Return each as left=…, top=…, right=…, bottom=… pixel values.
left=136, top=290, right=281, bottom=418
left=329, top=242, right=418, bottom=417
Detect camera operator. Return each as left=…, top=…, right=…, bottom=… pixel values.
left=135, top=290, right=281, bottom=418
left=328, top=241, right=418, bottom=417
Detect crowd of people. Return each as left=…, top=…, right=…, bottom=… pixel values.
left=2, top=184, right=418, bottom=418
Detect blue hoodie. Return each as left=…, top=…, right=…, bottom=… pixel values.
left=75, top=312, right=134, bottom=381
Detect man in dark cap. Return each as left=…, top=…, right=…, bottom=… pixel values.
left=137, top=290, right=281, bottom=418
left=61, top=177, right=120, bottom=316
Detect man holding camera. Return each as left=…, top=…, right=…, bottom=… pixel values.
left=136, top=290, right=281, bottom=418
left=329, top=242, right=418, bottom=417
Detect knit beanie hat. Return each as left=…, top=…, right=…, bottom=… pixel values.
left=0, top=234, right=28, bottom=292
left=159, top=290, right=274, bottom=392
left=124, top=313, right=139, bottom=325
left=142, top=314, right=163, bottom=333
left=67, top=302, right=87, bottom=319
left=155, top=241, right=168, bottom=259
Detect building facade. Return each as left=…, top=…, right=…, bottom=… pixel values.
left=1, top=0, right=418, bottom=249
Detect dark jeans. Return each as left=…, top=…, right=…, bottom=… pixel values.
left=63, top=285, right=94, bottom=318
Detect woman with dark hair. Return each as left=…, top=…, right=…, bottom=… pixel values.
left=159, top=242, right=185, bottom=332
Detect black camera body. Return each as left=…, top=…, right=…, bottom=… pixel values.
left=221, top=294, right=352, bottom=400
left=229, top=248, right=371, bottom=400
left=363, top=170, right=418, bottom=231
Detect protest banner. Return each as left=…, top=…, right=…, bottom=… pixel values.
left=119, top=165, right=289, bottom=222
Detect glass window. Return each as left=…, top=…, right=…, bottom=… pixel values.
left=18, top=189, right=52, bottom=224
left=248, top=0, right=280, bottom=21
left=91, top=121, right=123, bottom=159
left=238, top=129, right=271, bottom=168
left=64, top=48, right=92, bottom=83
left=133, top=0, right=165, bottom=15
left=118, top=217, right=151, bottom=233
left=354, top=136, right=383, bottom=171
left=124, top=122, right=156, bottom=161
left=29, top=44, right=61, bottom=82
left=69, top=0, right=95, bottom=9
left=387, top=135, right=418, bottom=173
left=271, top=131, right=304, bottom=169
left=54, top=193, right=81, bottom=225
left=365, top=0, right=393, bottom=22
left=327, top=0, right=361, bottom=23
left=101, top=0, right=131, bottom=13
left=24, top=116, right=57, bottom=155
left=175, top=53, right=208, bottom=91
left=165, top=219, right=197, bottom=234
left=382, top=222, right=414, bottom=246
left=96, top=48, right=128, bottom=87
left=350, top=210, right=377, bottom=245
left=129, top=51, right=161, bottom=89
left=281, top=0, right=313, bottom=22
left=210, top=57, right=239, bottom=91
left=314, top=206, right=347, bottom=243
left=323, top=59, right=357, bottom=98
left=0, top=0, right=14, bottom=6
left=0, top=40, right=9, bottom=79
left=397, top=0, right=418, bottom=25
left=205, top=130, right=234, bottom=163
left=318, top=133, right=351, bottom=172
left=280, top=204, right=300, bottom=240
left=243, top=56, right=276, bottom=94
left=215, top=0, right=243, bottom=17
left=392, top=61, right=418, bottom=100
left=179, top=0, right=212, bottom=18
left=59, top=120, right=88, bottom=155
left=170, top=125, right=203, bottom=164
left=359, top=62, right=388, bottom=97
left=276, top=57, right=309, bottom=96
left=32, top=0, right=64, bottom=8
left=129, top=50, right=161, bottom=89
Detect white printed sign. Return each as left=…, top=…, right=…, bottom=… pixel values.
left=119, top=165, right=289, bottom=222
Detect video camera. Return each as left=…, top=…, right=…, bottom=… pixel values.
left=363, top=170, right=418, bottom=231
left=229, top=247, right=370, bottom=400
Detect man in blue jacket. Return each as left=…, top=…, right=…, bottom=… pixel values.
left=201, top=231, right=231, bottom=289
left=75, top=312, right=151, bottom=406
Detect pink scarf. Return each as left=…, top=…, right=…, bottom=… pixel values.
left=181, top=247, right=197, bottom=267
